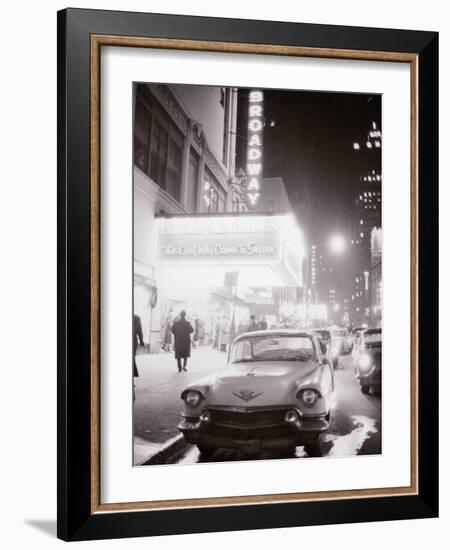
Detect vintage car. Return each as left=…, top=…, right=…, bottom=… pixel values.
left=178, top=330, right=335, bottom=457
left=353, top=328, right=382, bottom=394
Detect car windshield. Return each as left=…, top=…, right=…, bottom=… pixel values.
left=231, top=335, right=316, bottom=363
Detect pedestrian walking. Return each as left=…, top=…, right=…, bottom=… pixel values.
left=171, top=310, right=194, bottom=372
left=213, top=317, right=220, bottom=349
left=161, top=309, right=173, bottom=352
left=258, top=315, right=268, bottom=330
left=247, top=314, right=258, bottom=332
left=193, top=317, right=205, bottom=347
left=197, top=319, right=206, bottom=345
left=133, top=314, right=144, bottom=401
left=218, top=316, right=231, bottom=352
left=133, top=313, right=144, bottom=377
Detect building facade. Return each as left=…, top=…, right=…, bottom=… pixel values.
left=370, top=227, right=382, bottom=326
left=350, top=120, right=382, bottom=326
left=133, top=83, right=238, bottom=350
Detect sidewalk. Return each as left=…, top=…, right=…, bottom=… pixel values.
left=133, top=345, right=228, bottom=464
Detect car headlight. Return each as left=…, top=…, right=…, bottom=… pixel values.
left=358, top=353, right=372, bottom=370
left=297, top=389, right=319, bottom=407
left=182, top=390, right=204, bottom=408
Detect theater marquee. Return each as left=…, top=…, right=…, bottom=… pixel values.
left=156, top=215, right=281, bottom=265
left=155, top=214, right=305, bottom=287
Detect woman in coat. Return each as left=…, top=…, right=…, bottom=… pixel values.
left=218, top=316, right=231, bottom=352
left=171, top=310, right=194, bottom=372
left=161, top=309, right=173, bottom=352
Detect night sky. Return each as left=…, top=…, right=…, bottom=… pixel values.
left=236, top=89, right=381, bottom=247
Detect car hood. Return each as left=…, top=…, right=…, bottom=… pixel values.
left=186, top=361, right=322, bottom=407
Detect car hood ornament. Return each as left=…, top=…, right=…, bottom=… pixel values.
left=232, top=389, right=263, bottom=402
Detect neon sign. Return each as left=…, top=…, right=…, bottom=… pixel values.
left=246, top=90, right=263, bottom=209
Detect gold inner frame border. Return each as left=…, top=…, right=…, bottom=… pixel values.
left=89, top=35, right=419, bottom=514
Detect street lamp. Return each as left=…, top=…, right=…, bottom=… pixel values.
left=328, top=234, right=346, bottom=255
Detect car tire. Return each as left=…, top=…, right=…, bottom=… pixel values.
left=197, top=445, right=216, bottom=457
left=304, top=438, right=322, bottom=457
left=279, top=447, right=297, bottom=458
left=360, top=381, right=370, bottom=394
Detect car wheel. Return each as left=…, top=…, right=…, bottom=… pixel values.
left=304, top=437, right=322, bottom=457
left=279, top=447, right=297, bottom=458
left=197, top=445, right=216, bottom=458
left=360, top=381, right=370, bottom=394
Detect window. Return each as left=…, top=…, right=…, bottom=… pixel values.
left=166, top=137, right=183, bottom=202
left=134, top=85, right=185, bottom=203
left=186, top=149, right=199, bottom=213
left=149, top=118, right=168, bottom=189
left=134, top=95, right=151, bottom=172
left=202, top=168, right=225, bottom=213
left=231, top=190, right=245, bottom=212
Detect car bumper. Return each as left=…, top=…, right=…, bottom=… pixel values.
left=178, top=412, right=330, bottom=452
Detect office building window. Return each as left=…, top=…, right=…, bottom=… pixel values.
left=134, top=95, right=152, bottom=173
left=186, top=150, right=199, bottom=213
left=149, top=118, right=168, bottom=190
left=134, top=85, right=184, bottom=203
left=203, top=168, right=225, bottom=213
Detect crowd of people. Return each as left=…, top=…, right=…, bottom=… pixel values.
left=134, top=308, right=316, bottom=375
left=155, top=310, right=271, bottom=372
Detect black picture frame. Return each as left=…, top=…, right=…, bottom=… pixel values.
left=57, top=8, right=438, bottom=541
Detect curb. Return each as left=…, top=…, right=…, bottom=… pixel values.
left=138, top=434, right=187, bottom=466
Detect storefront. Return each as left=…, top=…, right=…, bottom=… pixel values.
left=147, top=212, right=305, bottom=351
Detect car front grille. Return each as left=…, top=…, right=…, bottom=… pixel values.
left=204, top=408, right=292, bottom=440
left=209, top=408, right=287, bottom=428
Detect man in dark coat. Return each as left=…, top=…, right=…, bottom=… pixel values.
left=258, top=315, right=268, bottom=330
left=248, top=314, right=258, bottom=332
left=133, top=314, right=144, bottom=377
left=171, top=310, right=194, bottom=372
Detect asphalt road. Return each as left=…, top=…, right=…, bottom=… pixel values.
left=176, top=354, right=381, bottom=464
left=133, top=346, right=229, bottom=463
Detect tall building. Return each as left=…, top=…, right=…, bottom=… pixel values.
left=370, top=227, right=382, bottom=326
left=310, top=245, right=323, bottom=305
left=350, top=121, right=382, bottom=326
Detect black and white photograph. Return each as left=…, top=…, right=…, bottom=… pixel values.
left=132, top=82, right=382, bottom=466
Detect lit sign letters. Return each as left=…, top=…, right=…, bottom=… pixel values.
left=246, top=90, right=263, bottom=208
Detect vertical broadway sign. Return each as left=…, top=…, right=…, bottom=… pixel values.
left=246, top=90, right=263, bottom=209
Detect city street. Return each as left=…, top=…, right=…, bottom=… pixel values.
left=132, top=82, right=384, bottom=467
left=134, top=350, right=381, bottom=465
left=133, top=346, right=229, bottom=464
